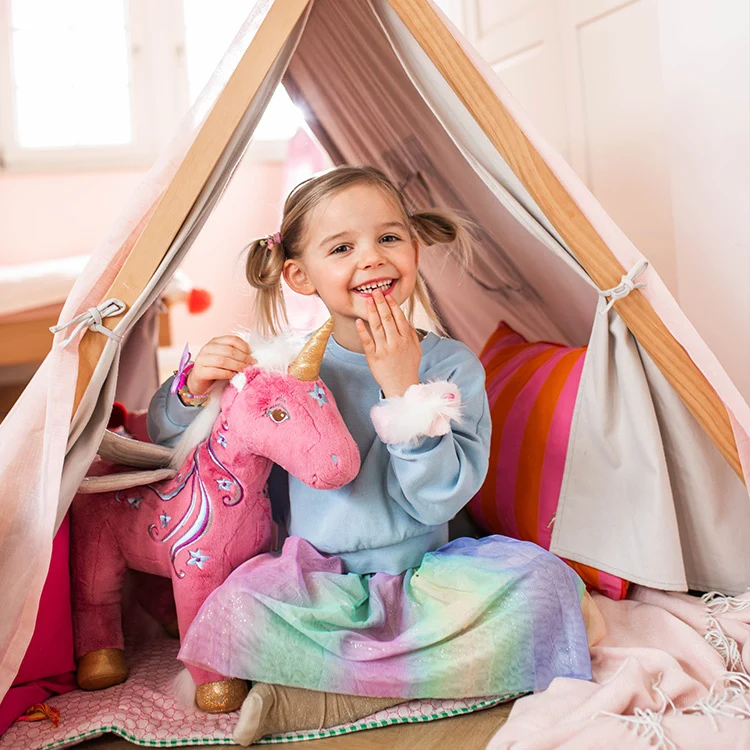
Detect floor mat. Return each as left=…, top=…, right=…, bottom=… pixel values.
left=0, top=637, right=520, bottom=749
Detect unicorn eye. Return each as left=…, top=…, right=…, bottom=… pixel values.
left=268, top=407, right=289, bottom=424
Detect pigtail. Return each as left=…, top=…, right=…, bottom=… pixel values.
left=406, top=275, right=444, bottom=334
left=406, top=208, right=474, bottom=333
left=245, top=238, right=288, bottom=337
left=409, top=208, right=474, bottom=269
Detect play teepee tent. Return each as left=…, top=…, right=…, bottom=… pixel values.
left=1, top=0, right=749, bottom=706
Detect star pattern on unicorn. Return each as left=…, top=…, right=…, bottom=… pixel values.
left=308, top=382, right=329, bottom=407
left=187, top=549, right=210, bottom=570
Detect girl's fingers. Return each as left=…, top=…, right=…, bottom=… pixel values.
left=204, top=343, right=253, bottom=364
left=205, top=336, right=253, bottom=362
left=355, top=318, right=375, bottom=355
left=385, top=292, right=408, bottom=336
left=192, top=367, right=240, bottom=383
left=372, top=290, right=399, bottom=340
left=211, top=334, right=250, bottom=351
left=199, top=353, right=250, bottom=372
left=366, top=296, right=387, bottom=350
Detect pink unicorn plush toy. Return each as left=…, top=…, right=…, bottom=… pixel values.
left=71, top=319, right=360, bottom=713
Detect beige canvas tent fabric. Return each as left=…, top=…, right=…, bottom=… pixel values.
left=1, top=0, right=748, bottom=704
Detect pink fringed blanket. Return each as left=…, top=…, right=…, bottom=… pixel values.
left=488, top=586, right=750, bottom=749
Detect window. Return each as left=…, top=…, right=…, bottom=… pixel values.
left=11, top=0, right=131, bottom=148
left=0, top=0, right=304, bottom=171
left=182, top=0, right=303, bottom=143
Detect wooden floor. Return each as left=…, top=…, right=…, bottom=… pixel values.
left=78, top=702, right=512, bottom=749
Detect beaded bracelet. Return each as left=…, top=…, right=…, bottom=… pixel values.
left=176, top=378, right=210, bottom=408
left=172, top=360, right=210, bottom=407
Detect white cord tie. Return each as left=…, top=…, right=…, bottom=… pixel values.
left=598, top=259, right=649, bottom=313
left=50, top=298, right=127, bottom=349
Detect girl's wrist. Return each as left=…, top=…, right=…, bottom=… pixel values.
left=382, top=379, right=421, bottom=399
left=176, top=365, right=210, bottom=407
left=185, top=369, right=198, bottom=394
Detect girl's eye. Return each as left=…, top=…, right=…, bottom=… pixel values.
left=267, top=407, right=289, bottom=423
left=380, top=234, right=401, bottom=243
left=331, top=244, right=351, bottom=255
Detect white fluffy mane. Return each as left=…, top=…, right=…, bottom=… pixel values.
left=168, top=330, right=308, bottom=469
left=236, top=329, right=308, bottom=375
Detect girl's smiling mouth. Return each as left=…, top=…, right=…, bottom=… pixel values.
left=351, top=278, right=397, bottom=297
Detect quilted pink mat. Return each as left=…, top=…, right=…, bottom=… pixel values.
left=0, top=637, right=514, bottom=748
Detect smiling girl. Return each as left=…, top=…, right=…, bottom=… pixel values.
left=147, top=166, right=592, bottom=743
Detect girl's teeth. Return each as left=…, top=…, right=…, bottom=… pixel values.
left=356, top=281, right=393, bottom=292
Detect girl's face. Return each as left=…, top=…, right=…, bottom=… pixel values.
left=283, top=183, right=419, bottom=339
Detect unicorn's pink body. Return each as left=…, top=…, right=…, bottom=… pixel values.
left=71, top=322, right=360, bottom=706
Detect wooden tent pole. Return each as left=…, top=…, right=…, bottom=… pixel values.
left=386, top=0, right=744, bottom=482
left=71, top=0, right=311, bottom=415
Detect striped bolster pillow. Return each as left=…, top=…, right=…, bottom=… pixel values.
left=468, top=322, right=629, bottom=600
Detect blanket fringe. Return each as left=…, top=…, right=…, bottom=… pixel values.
left=595, top=674, right=676, bottom=750
left=702, top=592, right=750, bottom=677
left=685, top=592, right=750, bottom=729
left=684, top=674, right=750, bottom=730
left=596, top=707, right=676, bottom=750
left=704, top=614, right=747, bottom=675
left=702, top=591, right=750, bottom=616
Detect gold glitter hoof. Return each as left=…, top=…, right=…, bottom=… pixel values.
left=77, top=648, right=129, bottom=691
left=196, top=678, right=249, bottom=713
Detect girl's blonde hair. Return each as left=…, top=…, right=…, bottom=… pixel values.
left=245, top=165, right=472, bottom=336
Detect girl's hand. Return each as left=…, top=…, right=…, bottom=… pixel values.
left=356, top=290, right=422, bottom=398
left=186, top=335, right=255, bottom=395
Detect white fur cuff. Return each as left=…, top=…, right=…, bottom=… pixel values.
left=370, top=381, right=462, bottom=445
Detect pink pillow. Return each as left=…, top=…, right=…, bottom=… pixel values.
left=468, top=322, right=629, bottom=600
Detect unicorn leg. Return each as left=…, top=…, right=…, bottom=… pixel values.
left=170, top=566, right=248, bottom=712
left=71, top=495, right=130, bottom=689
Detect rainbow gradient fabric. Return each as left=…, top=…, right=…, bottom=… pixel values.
left=179, top=535, right=592, bottom=699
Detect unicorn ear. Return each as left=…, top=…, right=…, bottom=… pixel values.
left=288, top=318, right=334, bottom=381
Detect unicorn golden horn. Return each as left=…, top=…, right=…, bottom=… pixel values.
left=288, top=318, right=334, bottom=381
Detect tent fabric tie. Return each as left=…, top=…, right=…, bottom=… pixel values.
left=597, top=260, right=649, bottom=313
left=50, top=298, right=127, bottom=349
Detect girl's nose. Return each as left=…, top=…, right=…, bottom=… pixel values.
left=358, top=243, right=385, bottom=268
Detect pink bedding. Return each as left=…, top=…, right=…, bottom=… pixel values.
left=488, top=586, right=750, bottom=749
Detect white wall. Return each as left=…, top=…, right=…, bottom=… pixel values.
left=658, top=0, right=750, bottom=400
left=453, top=0, right=750, bottom=401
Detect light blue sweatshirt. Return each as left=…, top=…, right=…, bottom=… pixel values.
left=147, top=332, right=491, bottom=575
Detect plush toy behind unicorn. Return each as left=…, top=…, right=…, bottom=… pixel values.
left=71, top=319, right=360, bottom=713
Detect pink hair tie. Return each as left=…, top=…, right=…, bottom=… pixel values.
left=261, top=232, right=282, bottom=250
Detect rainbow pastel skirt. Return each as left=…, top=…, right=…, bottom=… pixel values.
left=179, top=535, right=591, bottom=699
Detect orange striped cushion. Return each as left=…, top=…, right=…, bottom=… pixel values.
left=468, top=322, right=629, bottom=600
